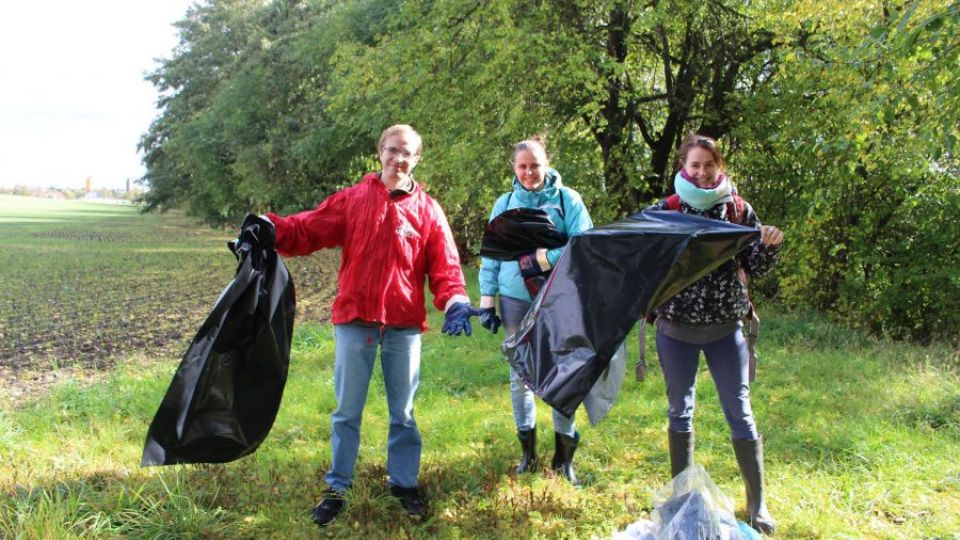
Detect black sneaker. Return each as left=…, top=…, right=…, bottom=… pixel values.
left=311, top=489, right=345, bottom=527
left=390, top=485, right=427, bottom=518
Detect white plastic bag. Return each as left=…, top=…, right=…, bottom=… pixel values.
left=614, top=465, right=749, bottom=540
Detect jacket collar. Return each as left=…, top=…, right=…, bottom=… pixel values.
left=511, top=168, right=562, bottom=203
left=367, top=172, right=420, bottom=198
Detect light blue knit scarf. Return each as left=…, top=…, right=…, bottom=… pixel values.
left=674, top=171, right=732, bottom=210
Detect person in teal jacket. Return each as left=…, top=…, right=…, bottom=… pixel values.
left=478, top=136, right=594, bottom=484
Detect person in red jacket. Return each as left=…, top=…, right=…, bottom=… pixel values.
left=261, top=124, right=490, bottom=527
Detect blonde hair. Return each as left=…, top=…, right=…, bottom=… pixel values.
left=378, top=124, right=422, bottom=157
left=512, top=134, right=549, bottom=165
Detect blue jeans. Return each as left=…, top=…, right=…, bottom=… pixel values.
left=325, top=323, right=422, bottom=492
left=500, top=296, right=576, bottom=436
left=655, top=328, right=758, bottom=440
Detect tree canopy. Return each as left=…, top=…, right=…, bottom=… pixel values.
left=140, top=0, right=959, bottom=343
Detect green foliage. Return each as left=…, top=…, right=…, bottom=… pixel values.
left=139, top=0, right=378, bottom=222
left=141, top=0, right=782, bottom=241
left=138, top=0, right=960, bottom=342
left=880, top=1, right=960, bottom=155
left=321, top=0, right=782, bottom=224
left=730, top=0, right=960, bottom=343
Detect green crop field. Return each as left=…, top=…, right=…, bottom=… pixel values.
left=1, top=194, right=958, bottom=539
left=0, top=196, right=233, bottom=366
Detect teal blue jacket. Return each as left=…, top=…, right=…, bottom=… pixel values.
left=479, top=170, right=593, bottom=302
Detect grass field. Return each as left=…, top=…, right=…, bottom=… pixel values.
left=1, top=195, right=958, bottom=539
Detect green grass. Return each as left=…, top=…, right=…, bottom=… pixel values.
left=1, top=195, right=959, bottom=538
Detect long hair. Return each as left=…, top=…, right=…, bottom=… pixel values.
left=675, top=133, right=727, bottom=173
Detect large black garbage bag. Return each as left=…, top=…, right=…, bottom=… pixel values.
left=481, top=207, right=570, bottom=297
left=480, top=207, right=568, bottom=261
left=482, top=206, right=625, bottom=423
left=502, top=210, right=760, bottom=418
left=141, top=222, right=295, bottom=466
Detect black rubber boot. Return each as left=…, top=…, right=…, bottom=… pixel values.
left=311, top=488, right=345, bottom=527
left=390, top=485, right=428, bottom=519
left=668, top=430, right=695, bottom=478
left=515, top=428, right=538, bottom=474
left=551, top=431, right=580, bottom=485
left=732, top=437, right=776, bottom=535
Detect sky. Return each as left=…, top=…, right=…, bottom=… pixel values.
left=0, top=1, right=197, bottom=190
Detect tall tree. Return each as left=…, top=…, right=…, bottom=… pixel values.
left=529, top=0, right=777, bottom=214
left=139, top=0, right=958, bottom=342
left=140, top=0, right=397, bottom=220
left=731, top=0, right=960, bottom=342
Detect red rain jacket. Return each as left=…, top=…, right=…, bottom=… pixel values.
left=267, top=173, right=466, bottom=332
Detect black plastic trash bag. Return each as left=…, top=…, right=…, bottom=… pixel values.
left=480, top=207, right=568, bottom=261
left=481, top=207, right=570, bottom=296
left=141, top=219, right=295, bottom=466
left=503, top=210, right=760, bottom=418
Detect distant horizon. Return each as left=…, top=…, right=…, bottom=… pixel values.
left=0, top=180, right=143, bottom=192
left=0, top=0, right=196, bottom=192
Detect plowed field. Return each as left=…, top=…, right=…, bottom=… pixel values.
left=0, top=195, right=338, bottom=403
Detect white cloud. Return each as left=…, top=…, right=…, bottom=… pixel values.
left=0, top=1, right=197, bottom=189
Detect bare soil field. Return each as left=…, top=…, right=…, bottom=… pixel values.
left=0, top=196, right=338, bottom=404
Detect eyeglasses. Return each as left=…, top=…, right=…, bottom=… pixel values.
left=382, top=146, right=415, bottom=160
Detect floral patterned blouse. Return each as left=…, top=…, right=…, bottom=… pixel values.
left=647, top=197, right=781, bottom=325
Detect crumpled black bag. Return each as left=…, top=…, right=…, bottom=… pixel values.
left=141, top=222, right=295, bottom=466
left=480, top=207, right=568, bottom=261
left=502, top=210, right=760, bottom=418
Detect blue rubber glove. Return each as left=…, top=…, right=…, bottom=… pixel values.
left=479, top=307, right=501, bottom=334
left=442, top=302, right=484, bottom=336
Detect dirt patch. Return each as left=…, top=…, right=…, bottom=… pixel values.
left=0, top=364, right=103, bottom=409
left=283, top=252, right=341, bottom=325
left=1, top=252, right=340, bottom=407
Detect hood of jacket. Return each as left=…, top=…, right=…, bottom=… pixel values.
left=510, top=168, right=563, bottom=207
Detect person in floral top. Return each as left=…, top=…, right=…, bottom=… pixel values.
left=647, top=133, right=783, bottom=535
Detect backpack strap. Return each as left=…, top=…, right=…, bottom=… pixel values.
left=647, top=194, right=677, bottom=325
left=726, top=195, right=747, bottom=225
left=728, top=194, right=752, bottom=309
left=665, top=193, right=681, bottom=211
